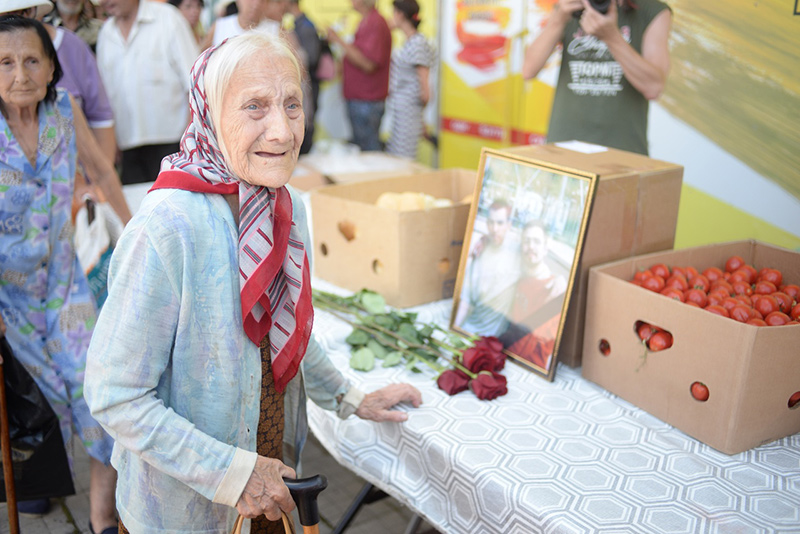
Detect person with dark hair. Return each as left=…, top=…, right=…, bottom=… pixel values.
left=168, top=0, right=205, bottom=43
left=0, top=13, right=130, bottom=532
left=386, top=0, right=434, bottom=160
left=454, top=199, right=521, bottom=336
left=327, top=0, right=391, bottom=152
left=498, top=221, right=567, bottom=370
left=288, top=0, right=322, bottom=154
left=522, top=0, right=672, bottom=155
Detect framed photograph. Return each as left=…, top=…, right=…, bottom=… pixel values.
left=450, top=149, right=598, bottom=380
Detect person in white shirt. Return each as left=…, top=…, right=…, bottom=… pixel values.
left=97, top=0, right=199, bottom=184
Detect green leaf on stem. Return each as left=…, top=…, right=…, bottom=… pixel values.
left=345, top=329, right=370, bottom=346
left=350, top=347, right=375, bottom=371
left=373, top=315, right=397, bottom=329
left=382, top=351, right=404, bottom=367
left=397, top=323, right=421, bottom=344
left=359, top=291, right=386, bottom=314
left=366, top=339, right=389, bottom=359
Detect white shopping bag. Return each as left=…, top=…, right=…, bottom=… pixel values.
left=74, top=195, right=124, bottom=308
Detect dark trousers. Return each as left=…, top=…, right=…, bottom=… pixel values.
left=121, top=142, right=180, bottom=185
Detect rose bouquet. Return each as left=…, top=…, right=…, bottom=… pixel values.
left=313, top=289, right=509, bottom=400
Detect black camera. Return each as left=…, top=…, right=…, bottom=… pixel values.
left=573, top=0, right=612, bottom=17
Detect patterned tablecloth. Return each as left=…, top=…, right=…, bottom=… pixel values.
left=306, top=282, right=800, bottom=534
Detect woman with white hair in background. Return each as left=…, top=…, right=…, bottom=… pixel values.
left=85, top=30, right=421, bottom=534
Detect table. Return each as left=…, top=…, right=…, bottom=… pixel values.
left=306, top=282, right=800, bottom=534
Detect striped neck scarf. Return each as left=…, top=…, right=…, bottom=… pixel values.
left=152, top=43, right=313, bottom=393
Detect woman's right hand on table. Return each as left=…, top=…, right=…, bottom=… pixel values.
left=236, top=456, right=297, bottom=520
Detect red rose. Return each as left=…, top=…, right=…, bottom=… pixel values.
left=469, top=371, right=508, bottom=400
left=462, top=342, right=505, bottom=373
left=437, top=369, right=470, bottom=395
left=474, top=336, right=503, bottom=354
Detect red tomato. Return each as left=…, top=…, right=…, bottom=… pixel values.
left=684, top=288, right=709, bottom=308
left=636, top=321, right=656, bottom=343
left=746, top=318, right=767, bottom=327
left=764, top=311, right=791, bottom=326
left=707, top=291, right=727, bottom=307
left=724, top=255, right=745, bottom=273
left=633, top=269, right=653, bottom=283
left=665, top=274, right=689, bottom=291
left=648, top=331, right=673, bottom=351
left=730, top=305, right=754, bottom=323
left=754, top=280, right=777, bottom=295
left=772, top=292, right=793, bottom=314
left=651, top=263, right=671, bottom=279
left=738, top=264, right=758, bottom=284
left=710, top=279, right=733, bottom=295
left=703, top=267, right=724, bottom=282
left=791, top=304, right=800, bottom=321
left=789, top=392, right=800, bottom=409
left=758, top=268, right=783, bottom=287
left=780, top=284, right=799, bottom=301
left=685, top=301, right=702, bottom=308
left=599, top=339, right=611, bottom=356
left=630, top=279, right=643, bottom=287
left=728, top=269, right=748, bottom=283
left=691, top=274, right=711, bottom=293
left=705, top=304, right=730, bottom=318
left=720, top=297, right=741, bottom=313
left=691, top=382, right=709, bottom=402
left=660, top=287, right=685, bottom=302
left=731, top=280, right=754, bottom=296
left=685, top=266, right=700, bottom=281
left=734, top=294, right=753, bottom=307
left=642, top=275, right=666, bottom=293
left=754, top=295, right=779, bottom=317
left=672, top=266, right=687, bottom=279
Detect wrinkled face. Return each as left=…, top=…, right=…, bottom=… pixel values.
left=177, top=0, right=203, bottom=27
left=486, top=207, right=511, bottom=246
left=218, top=51, right=304, bottom=188
left=99, top=0, right=138, bottom=18
left=0, top=29, right=54, bottom=111
left=521, top=225, right=548, bottom=267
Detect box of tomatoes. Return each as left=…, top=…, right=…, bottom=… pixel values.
left=581, top=240, right=800, bottom=454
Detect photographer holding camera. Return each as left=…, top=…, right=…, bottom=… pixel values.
left=522, top=0, right=672, bottom=155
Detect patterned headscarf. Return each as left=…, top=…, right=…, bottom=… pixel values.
left=153, top=42, right=313, bottom=393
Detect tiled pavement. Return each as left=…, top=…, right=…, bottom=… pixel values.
left=1, top=433, right=438, bottom=534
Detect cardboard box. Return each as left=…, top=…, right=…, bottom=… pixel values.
left=299, top=151, right=431, bottom=185
left=290, top=162, right=331, bottom=192
left=498, top=143, right=683, bottom=367
left=581, top=240, right=800, bottom=454
left=310, top=169, right=476, bottom=308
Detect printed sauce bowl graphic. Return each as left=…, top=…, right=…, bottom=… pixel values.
left=456, top=19, right=507, bottom=70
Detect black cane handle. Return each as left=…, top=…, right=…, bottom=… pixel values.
left=284, top=474, right=327, bottom=527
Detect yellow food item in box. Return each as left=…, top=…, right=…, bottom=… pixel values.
left=375, top=191, right=454, bottom=211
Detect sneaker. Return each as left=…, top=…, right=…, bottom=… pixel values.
left=89, top=521, right=119, bottom=534
left=17, top=498, right=51, bottom=516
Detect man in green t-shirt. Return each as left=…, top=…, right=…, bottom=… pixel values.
left=523, top=0, right=672, bottom=155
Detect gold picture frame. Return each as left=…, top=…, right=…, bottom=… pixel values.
left=450, top=149, right=598, bottom=380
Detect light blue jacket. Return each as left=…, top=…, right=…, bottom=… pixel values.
left=85, top=186, right=349, bottom=533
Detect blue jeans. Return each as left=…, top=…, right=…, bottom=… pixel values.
left=347, top=99, right=385, bottom=152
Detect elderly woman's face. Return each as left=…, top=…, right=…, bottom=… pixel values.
left=219, top=51, right=304, bottom=188
left=0, top=29, right=53, bottom=111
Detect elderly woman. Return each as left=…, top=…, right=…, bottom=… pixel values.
left=84, top=30, right=422, bottom=533
left=0, top=14, right=130, bottom=533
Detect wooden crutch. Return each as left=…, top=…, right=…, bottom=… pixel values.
left=0, top=328, right=21, bottom=534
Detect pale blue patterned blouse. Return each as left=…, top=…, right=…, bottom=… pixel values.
left=85, top=186, right=349, bottom=533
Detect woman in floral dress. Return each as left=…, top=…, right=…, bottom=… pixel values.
left=0, top=15, right=129, bottom=533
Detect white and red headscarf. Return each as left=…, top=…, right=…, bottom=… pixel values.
left=151, top=43, right=313, bottom=393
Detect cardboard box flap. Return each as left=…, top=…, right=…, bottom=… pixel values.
left=501, top=144, right=680, bottom=176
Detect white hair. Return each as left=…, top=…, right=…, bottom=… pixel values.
left=205, top=30, right=302, bottom=159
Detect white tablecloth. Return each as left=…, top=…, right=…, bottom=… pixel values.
left=306, top=281, right=800, bottom=534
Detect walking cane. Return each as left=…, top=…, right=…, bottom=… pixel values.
left=231, top=474, right=327, bottom=534
left=285, top=475, right=328, bottom=534
left=0, top=333, right=21, bottom=534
